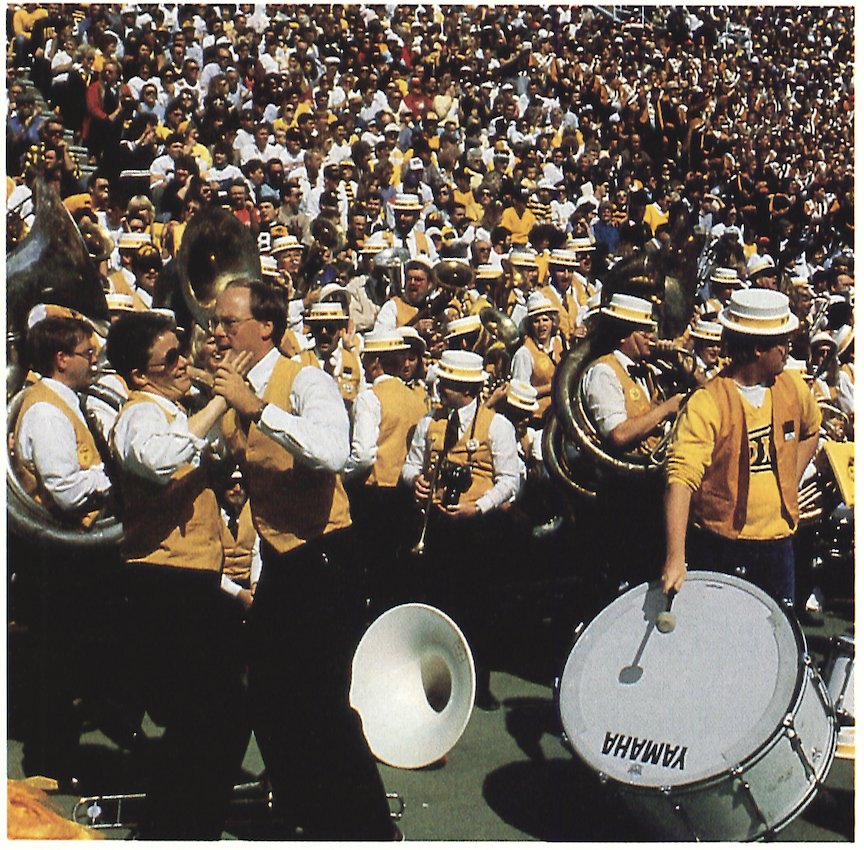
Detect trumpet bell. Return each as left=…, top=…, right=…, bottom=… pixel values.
left=434, top=260, right=474, bottom=291
left=350, top=603, right=476, bottom=769
left=479, top=306, right=522, bottom=356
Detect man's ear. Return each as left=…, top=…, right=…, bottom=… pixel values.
left=129, top=367, right=149, bottom=389
left=54, top=350, right=69, bottom=375
left=259, top=320, right=274, bottom=343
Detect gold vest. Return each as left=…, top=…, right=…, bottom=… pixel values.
left=541, top=284, right=580, bottom=343
left=113, top=392, right=223, bottom=570
left=393, top=296, right=420, bottom=328
left=298, top=345, right=363, bottom=404
left=425, top=404, right=496, bottom=506
left=693, top=374, right=803, bottom=538
left=368, top=378, right=428, bottom=487
left=108, top=270, right=149, bottom=312
left=12, top=380, right=102, bottom=528
left=221, top=501, right=256, bottom=584
left=523, top=337, right=562, bottom=420
left=222, top=355, right=352, bottom=553
left=595, top=353, right=662, bottom=454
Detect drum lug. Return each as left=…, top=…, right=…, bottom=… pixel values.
left=597, top=771, right=608, bottom=785
left=661, top=785, right=701, bottom=841
left=782, top=714, right=817, bottom=783
left=804, top=653, right=838, bottom=717
left=731, top=765, right=769, bottom=833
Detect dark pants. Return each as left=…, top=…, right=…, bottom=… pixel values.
left=11, top=534, right=129, bottom=782
left=125, top=565, right=250, bottom=839
left=688, top=527, right=796, bottom=610
left=249, top=529, right=393, bottom=840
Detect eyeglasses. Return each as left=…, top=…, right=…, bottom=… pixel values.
left=210, top=315, right=255, bottom=334
left=67, top=346, right=97, bottom=361
left=311, top=322, right=345, bottom=335
left=148, top=345, right=185, bottom=370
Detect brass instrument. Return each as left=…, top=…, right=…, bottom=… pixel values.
left=479, top=306, right=522, bottom=357
left=372, top=247, right=410, bottom=303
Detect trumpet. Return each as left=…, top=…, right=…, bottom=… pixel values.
left=411, top=431, right=466, bottom=555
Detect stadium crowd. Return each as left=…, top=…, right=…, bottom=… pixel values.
left=6, top=2, right=855, bottom=841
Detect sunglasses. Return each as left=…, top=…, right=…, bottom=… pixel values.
left=149, top=345, right=185, bottom=370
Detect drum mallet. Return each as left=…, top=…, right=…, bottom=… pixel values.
left=656, top=590, right=677, bottom=633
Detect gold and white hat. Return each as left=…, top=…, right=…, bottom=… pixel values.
left=393, top=192, right=423, bottom=210
left=710, top=266, right=743, bottom=287
left=600, top=293, right=655, bottom=327
left=398, top=326, right=427, bottom=354
left=117, top=231, right=152, bottom=249
left=434, top=350, right=486, bottom=383
left=476, top=263, right=504, bottom=280
left=105, top=292, right=136, bottom=312
left=548, top=248, right=580, bottom=267
left=690, top=318, right=722, bottom=342
left=509, top=249, right=539, bottom=268
left=569, top=237, right=595, bottom=254
left=833, top=324, right=854, bottom=356
left=363, top=330, right=410, bottom=353
left=526, top=291, right=558, bottom=318
left=445, top=314, right=483, bottom=339
left=272, top=234, right=303, bottom=254
left=260, top=255, right=281, bottom=279
left=718, top=289, right=799, bottom=336
left=507, top=380, right=539, bottom=412
left=307, top=301, right=348, bottom=322
left=746, top=254, right=778, bottom=279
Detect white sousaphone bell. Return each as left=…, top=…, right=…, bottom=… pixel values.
left=350, top=604, right=476, bottom=769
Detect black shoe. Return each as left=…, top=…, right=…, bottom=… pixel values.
left=475, top=689, right=501, bottom=712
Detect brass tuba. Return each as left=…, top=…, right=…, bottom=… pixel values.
left=543, top=247, right=697, bottom=498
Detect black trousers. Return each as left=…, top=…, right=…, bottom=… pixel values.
left=249, top=529, right=393, bottom=840
left=125, top=565, right=250, bottom=840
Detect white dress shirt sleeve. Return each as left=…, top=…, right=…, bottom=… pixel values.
left=401, top=412, right=432, bottom=486
left=582, top=361, right=627, bottom=439
left=112, top=400, right=208, bottom=484
left=511, top=345, right=535, bottom=385
left=344, top=387, right=382, bottom=476
left=257, top=366, right=350, bottom=472
left=17, top=402, right=112, bottom=511
left=475, top=413, right=523, bottom=514
left=372, top=299, right=398, bottom=333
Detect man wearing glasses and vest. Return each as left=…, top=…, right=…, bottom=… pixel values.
left=211, top=279, right=395, bottom=840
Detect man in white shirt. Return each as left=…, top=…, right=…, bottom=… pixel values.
left=211, top=280, right=394, bottom=840
left=401, top=350, right=522, bottom=711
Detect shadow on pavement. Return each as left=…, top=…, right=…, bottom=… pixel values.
left=482, top=757, right=641, bottom=841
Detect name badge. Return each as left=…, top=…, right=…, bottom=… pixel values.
left=629, top=387, right=643, bottom=401
left=466, top=438, right=479, bottom=452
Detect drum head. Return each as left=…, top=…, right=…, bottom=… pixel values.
left=559, top=571, right=803, bottom=788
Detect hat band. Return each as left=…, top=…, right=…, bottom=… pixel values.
left=725, top=312, right=790, bottom=330
left=608, top=305, right=653, bottom=323
left=438, top=365, right=484, bottom=382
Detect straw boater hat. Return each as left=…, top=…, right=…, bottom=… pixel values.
left=398, top=326, right=427, bottom=354
left=307, top=301, right=348, bottom=322
left=809, top=331, right=837, bottom=352
left=507, top=380, right=540, bottom=412
left=746, top=254, right=778, bottom=278
left=718, top=289, right=799, bottom=336
left=117, top=232, right=152, bottom=250
left=833, top=324, right=853, bottom=357
left=526, top=291, right=558, bottom=318
left=360, top=233, right=392, bottom=253
left=105, top=292, right=136, bottom=312
left=476, top=263, right=504, bottom=280
left=600, top=293, right=655, bottom=327
left=547, top=248, right=580, bottom=268
left=445, top=314, right=483, bottom=340
left=272, top=234, right=303, bottom=254
left=509, top=249, right=539, bottom=269
left=434, top=350, right=486, bottom=383
left=689, top=318, right=722, bottom=342
left=362, top=330, right=409, bottom=353
left=318, top=283, right=351, bottom=311
left=569, top=237, right=595, bottom=254
left=710, top=266, right=744, bottom=287
left=260, top=255, right=281, bottom=279
left=393, top=193, right=423, bottom=211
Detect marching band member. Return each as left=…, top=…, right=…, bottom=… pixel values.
left=662, top=290, right=821, bottom=610
left=211, top=280, right=394, bottom=840
left=106, top=310, right=251, bottom=838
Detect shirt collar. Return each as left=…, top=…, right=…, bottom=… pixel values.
left=42, top=377, right=86, bottom=421
left=247, top=346, right=281, bottom=394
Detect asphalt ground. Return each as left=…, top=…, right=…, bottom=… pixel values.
left=7, top=588, right=854, bottom=842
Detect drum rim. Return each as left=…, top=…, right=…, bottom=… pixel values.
left=558, top=571, right=813, bottom=789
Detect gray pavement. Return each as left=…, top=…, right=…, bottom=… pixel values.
left=7, top=602, right=853, bottom=841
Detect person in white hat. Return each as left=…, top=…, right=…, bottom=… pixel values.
left=297, top=301, right=365, bottom=409
left=372, top=255, right=437, bottom=346
left=540, top=248, right=588, bottom=347
left=386, top=192, right=439, bottom=263
left=511, top=292, right=564, bottom=421
left=701, top=266, right=744, bottom=316
left=344, top=330, right=429, bottom=605
left=108, top=233, right=155, bottom=309
left=402, top=349, right=522, bottom=711
left=688, top=318, right=724, bottom=382
left=582, top=293, right=684, bottom=454
left=662, top=289, right=822, bottom=612
left=808, top=332, right=853, bottom=417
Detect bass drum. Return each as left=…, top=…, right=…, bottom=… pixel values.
left=558, top=571, right=837, bottom=841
